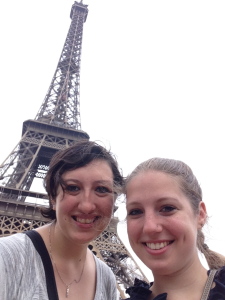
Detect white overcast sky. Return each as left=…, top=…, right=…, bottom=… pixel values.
left=0, top=0, right=225, bottom=278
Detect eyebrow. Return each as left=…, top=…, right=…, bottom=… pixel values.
left=95, top=180, right=113, bottom=184
left=62, top=179, right=113, bottom=185
left=126, top=197, right=179, bottom=206
left=126, top=201, right=141, bottom=207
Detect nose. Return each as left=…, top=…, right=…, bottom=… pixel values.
left=77, top=190, right=96, bottom=213
left=142, top=213, right=163, bottom=234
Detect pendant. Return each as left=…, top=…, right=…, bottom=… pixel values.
left=66, top=286, right=69, bottom=298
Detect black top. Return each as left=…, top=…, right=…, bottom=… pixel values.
left=125, top=267, right=225, bottom=300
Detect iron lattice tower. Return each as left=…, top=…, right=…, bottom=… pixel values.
left=0, top=1, right=148, bottom=297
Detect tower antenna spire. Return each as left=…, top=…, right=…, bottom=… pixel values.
left=0, top=1, right=89, bottom=207
left=36, top=1, right=88, bottom=130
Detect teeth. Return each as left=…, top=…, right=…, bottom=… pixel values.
left=76, top=218, right=95, bottom=224
left=146, top=241, right=170, bottom=250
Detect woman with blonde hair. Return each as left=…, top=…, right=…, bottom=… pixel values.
left=125, top=157, right=225, bottom=300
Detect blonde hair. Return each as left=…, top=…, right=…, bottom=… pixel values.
left=125, top=157, right=225, bottom=269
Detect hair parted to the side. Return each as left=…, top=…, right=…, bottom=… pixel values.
left=125, top=157, right=225, bottom=269
left=41, top=140, right=124, bottom=220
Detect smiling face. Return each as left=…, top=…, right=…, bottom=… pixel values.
left=52, top=159, right=114, bottom=244
left=126, top=170, right=206, bottom=276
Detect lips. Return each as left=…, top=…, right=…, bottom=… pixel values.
left=145, top=241, right=173, bottom=250
left=72, top=216, right=99, bottom=224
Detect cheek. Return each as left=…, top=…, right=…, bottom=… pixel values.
left=168, top=214, right=185, bottom=229
left=102, top=199, right=114, bottom=216
left=165, top=215, right=198, bottom=241
left=55, top=195, right=72, bottom=213
left=127, top=220, right=140, bottom=241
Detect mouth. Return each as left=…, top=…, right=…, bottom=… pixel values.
left=145, top=241, right=174, bottom=250
left=72, top=216, right=99, bottom=224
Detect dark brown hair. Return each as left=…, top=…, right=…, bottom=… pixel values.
left=41, top=140, right=123, bottom=220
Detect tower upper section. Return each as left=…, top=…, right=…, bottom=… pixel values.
left=35, top=1, right=88, bottom=130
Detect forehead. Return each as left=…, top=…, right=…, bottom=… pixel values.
left=62, top=159, right=114, bottom=181
left=126, top=170, right=182, bottom=198
left=126, top=170, right=196, bottom=215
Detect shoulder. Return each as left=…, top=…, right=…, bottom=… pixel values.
left=94, top=254, right=115, bottom=279
left=0, top=232, right=43, bottom=270
left=215, top=266, right=225, bottom=282
left=0, top=231, right=46, bottom=276
left=0, top=232, right=48, bottom=299
left=209, top=266, right=225, bottom=299
left=0, top=232, right=30, bottom=256
left=94, top=255, right=118, bottom=299
left=125, top=278, right=152, bottom=300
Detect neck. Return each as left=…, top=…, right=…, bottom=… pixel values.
left=151, top=261, right=208, bottom=299
left=49, top=221, right=88, bottom=263
left=48, top=222, right=89, bottom=298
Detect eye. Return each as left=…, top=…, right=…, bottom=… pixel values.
left=127, top=209, right=143, bottom=216
left=95, top=186, right=112, bottom=194
left=160, top=205, right=177, bottom=213
left=63, top=184, right=80, bottom=195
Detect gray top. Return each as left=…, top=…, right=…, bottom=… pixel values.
left=0, top=232, right=119, bottom=300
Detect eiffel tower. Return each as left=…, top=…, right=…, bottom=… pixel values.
left=0, top=1, right=148, bottom=297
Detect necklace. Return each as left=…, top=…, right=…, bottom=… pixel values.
left=48, top=222, right=86, bottom=298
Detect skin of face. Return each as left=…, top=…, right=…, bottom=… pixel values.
left=126, top=170, right=206, bottom=276
left=52, top=159, right=114, bottom=245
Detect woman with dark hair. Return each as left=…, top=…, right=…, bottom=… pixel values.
left=0, top=140, right=123, bottom=300
left=124, top=157, right=225, bottom=300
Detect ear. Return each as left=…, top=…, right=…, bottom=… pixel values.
left=197, top=201, right=207, bottom=229
left=51, top=199, right=56, bottom=210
